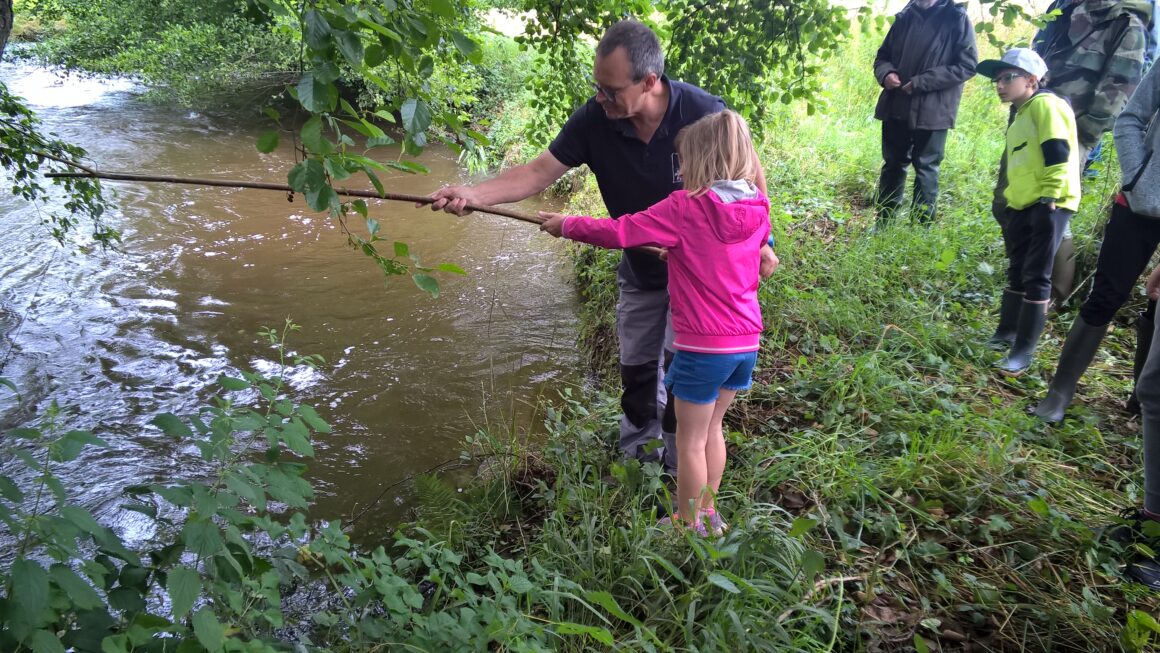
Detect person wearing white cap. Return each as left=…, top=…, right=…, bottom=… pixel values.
left=979, top=48, right=1082, bottom=376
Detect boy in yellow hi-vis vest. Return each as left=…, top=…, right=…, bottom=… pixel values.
left=980, top=48, right=1082, bottom=376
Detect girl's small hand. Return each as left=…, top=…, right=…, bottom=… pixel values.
left=760, top=246, right=779, bottom=279
left=539, top=212, right=566, bottom=237
left=1147, top=266, right=1160, bottom=300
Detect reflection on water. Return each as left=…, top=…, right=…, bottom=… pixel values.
left=0, top=61, right=583, bottom=540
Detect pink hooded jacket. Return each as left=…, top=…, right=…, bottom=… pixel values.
left=562, top=185, right=770, bottom=354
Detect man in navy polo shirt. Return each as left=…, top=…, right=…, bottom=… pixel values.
left=427, top=19, right=777, bottom=473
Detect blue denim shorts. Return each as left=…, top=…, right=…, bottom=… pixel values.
left=664, top=350, right=758, bottom=405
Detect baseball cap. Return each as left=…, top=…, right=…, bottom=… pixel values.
left=976, top=48, right=1048, bottom=80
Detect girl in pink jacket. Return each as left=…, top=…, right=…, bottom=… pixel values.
left=540, top=110, right=773, bottom=535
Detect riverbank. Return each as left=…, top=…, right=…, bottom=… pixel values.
left=495, top=32, right=1160, bottom=650
left=5, top=12, right=1160, bottom=652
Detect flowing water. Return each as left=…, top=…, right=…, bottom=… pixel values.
left=0, top=61, right=583, bottom=542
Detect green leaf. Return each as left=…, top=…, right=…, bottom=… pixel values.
left=50, top=564, right=104, bottom=610
left=367, top=133, right=395, bottom=149
left=385, top=160, right=428, bottom=174
left=303, top=10, right=332, bottom=51
left=0, top=474, right=25, bottom=502
left=412, top=273, right=439, bottom=298
left=335, top=30, right=364, bottom=67
left=914, top=634, right=932, bottom=653
left=324, top=157, right=352, bottom=181
left=108, top=587, right=145, bottom=614
left=11, top=559, right=50, bottom=629
left=707, top=572, right=740, bottom=594
left=451, top=31, right=482, bottom=63
left=584, top=590, right=643, bottom=628
left=429, top=0, right=455, bottom=17
left=555, top=622, right=614, bottom=645
left=218, top=376, right=251, bottom=391
left=101, top=635, right=131, bottom=653
left=297, top=405, right=332, bottom=433
left=400, top=98, right=432, bottom=137
left=281, top=418, right=314, bottom=456
left=153, top=413, right=193, bottom=438
left=366, top=218, right=380, bottom=236
left=28, top=630, right=67, bottom=653
left=224, top=472, right=266, bottom=511
left=788, top=517, right=818, bottom=538
left=300, top=116, right=333, bottom=156
left=365, top=43, right=386, bottom=68
left=192, top=608, right=225, bottom=653
left=54, top=430, right=108, bottom=462
left=297, top=72, right=337, bottom=113
left=167, top=566, right=201, bottom=619
left=256, top=131, right=279, bottom=153
left=60, top=505, right=104, bottom=536
left=312, top=61, right=341, bottom=85
left=393, top=241, right=410, bottom=257
left=182, top=519, right=223, bottom=557
left=305, top=185, right=339, bottom=213
left=435, top=263, right=466, bottom=275
left=509, top=574, right=534, bottom=593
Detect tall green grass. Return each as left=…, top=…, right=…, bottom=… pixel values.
left=537, top=30, right=1160, bottom=651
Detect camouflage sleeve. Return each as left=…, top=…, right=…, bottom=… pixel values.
left=873, top=19, right=901, bottom=85
left=1074, top=21, right=1147, bottom=150
left=909, top=13, right=978, bottom=93
left=1114, top=62, right=1160, bottom=188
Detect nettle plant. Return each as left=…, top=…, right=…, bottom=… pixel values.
left=0, top=323, right=652, bottom=652
left=0, top=322, right=332, bottom=652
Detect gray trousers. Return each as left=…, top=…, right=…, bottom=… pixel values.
left=616, top=273, right=677, bottom=473
left=1137, top=313, right=1160, bottom=513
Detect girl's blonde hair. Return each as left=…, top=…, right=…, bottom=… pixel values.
left=675, top=110, right=761, bottom=198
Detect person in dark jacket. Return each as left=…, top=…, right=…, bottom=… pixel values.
left=873, top=0, right=977, bottom=224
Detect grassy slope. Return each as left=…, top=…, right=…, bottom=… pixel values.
left=520, top=31, right=1160, bottom=652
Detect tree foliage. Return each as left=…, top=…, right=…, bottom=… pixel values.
left=515, top=0, right=850, bottom=145
left=0, top=80, right=116, bottom=247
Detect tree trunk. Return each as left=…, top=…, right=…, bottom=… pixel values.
left=0, top=0, right=12, bottom=60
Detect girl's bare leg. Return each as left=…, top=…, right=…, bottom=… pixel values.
left=703, top=389, right=737, bottom=514
left=675, top=397, right=714, bottom=528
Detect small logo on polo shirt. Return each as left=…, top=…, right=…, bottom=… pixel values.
left=671, top=153, right=682, bottom=185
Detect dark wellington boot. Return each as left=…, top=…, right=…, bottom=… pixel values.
left=1051, top=235, right=1076, bottom=308
left=996, top=300, right=1049, bottom=377
left=1033, top=316, right=1107, bottom=423
left=989, top=288, right=1025, bottom=350
left=1128, top=311, right=1155, bottom=415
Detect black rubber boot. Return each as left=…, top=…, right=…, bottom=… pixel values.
left=1128, top=310, right=1155, bottom=415
left=1051, top=234, right=1076, bottom=308
left=1033, top=316, right=1107, bottom=423
left=989, top=288, right=1025, bottom=350
left=997, top=300, right=1049, bottom=376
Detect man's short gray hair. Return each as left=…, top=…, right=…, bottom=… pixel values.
left=596, top=20, right=664, bottom=82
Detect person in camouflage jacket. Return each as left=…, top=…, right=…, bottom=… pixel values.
left=1035, top=0, right=1152, bottom=155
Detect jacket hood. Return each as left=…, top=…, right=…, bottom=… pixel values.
left=899, top=0, right=965, bottom=17
left=701, top=191, right=770, bottom=244
left=1078, top=0, right=1151, bottom=23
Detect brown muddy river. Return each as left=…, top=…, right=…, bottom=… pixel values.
left=0, top=61, right=583, bottom=542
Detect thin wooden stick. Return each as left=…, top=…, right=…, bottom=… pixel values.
left=44, top=157, right=664, bottom=257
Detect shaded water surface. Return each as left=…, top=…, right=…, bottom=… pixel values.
left=0, top=61, right=582, bottom=540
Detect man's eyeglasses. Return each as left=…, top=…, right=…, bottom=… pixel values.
left=993, top=73, right=1026, bottom=85
left=592, top=81, right=630, bottom=102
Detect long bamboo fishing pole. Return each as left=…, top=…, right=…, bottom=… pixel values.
left=45, top=160, right=665, bottom=257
